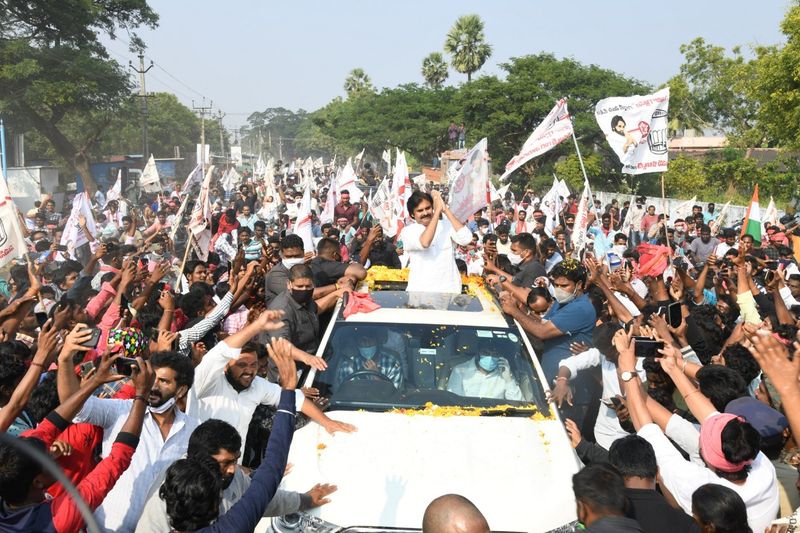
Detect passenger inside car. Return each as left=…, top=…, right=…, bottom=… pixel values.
left=445, top=337, right=524, bottom=400
left=333, top=327, right=404, bottom=389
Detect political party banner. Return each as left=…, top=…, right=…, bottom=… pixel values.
left=60, top=192, right=97, bottom=254
left=392, top=150, right=411, bottom=223
left=595, top=88, right=670, bottom=175
left=501, top=99, right=574, bottom=180
left=196, top=144, right=210, bottom=165
left=230, top=146, right=243, bottom=166
left=0, top=175, right=28, bottom=269
left=221, top=168, right=241, bottom=192
left=369, top=177, right=399, bottom=237
left=448, top=138, right=490, bottom=223
left=181, top=164, right=203, bottom=194
left=570, top=178, right=593, bottom=258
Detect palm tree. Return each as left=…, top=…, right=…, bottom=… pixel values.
left=343, top=68, right=375, bottom=98
left=421, top=52, right=449, bottom=88
left=444, top=14, right=493, bottom=82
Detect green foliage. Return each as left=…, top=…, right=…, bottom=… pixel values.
left=444, top=14, right=492, bottom=82
left=241, top=107, right=309, bottom=159
left=0, top=0, right=158, bottom=192
left=343, top=68, right=375, bottom=99
left=421, top=52, right=449, bottom=88
left=553, top=154, right=604, bottom=192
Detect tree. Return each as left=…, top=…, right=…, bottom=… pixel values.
left=240, top=107, right=309, bottom=159
left=0, top=0, right=158, bottom=193
left=444, top=14, right=493, bottom=82
left=421, top=52, right=449, bottom=88
left=343, top=68, right=375, bottom=98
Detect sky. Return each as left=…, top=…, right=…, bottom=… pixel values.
left=104, top=0, right=791, bottom=131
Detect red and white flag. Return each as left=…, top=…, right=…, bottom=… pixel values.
left=293, top=186, right=315, bottom=252
left=320, top=173, right=337, bottom=225
left=0, top=175, right=29, bottom=268
left=570, top=177, right=593, bottom=258
left=502, top=98, right=573, bottom=180
left=337, top=158, right=362, bottom=203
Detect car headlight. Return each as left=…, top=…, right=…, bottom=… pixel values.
left=271, top=512, right=341, bottom=533
left=545, top=519, right=580, bottom=532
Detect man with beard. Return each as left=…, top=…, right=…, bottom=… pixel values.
left=58, top=351, right=198, bottom=532
left=187, top=311, right=355, bottom=460
left=333, top=189, right=359, bottom=225
left=357, top=224, right=401, bottom=268
left=687, top=225, right=720, bottom=265
left=136, top=418, right=337, bottom=532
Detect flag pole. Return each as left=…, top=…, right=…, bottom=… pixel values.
left=571, top=129, right=590, bottom=185
left=661, top=174, right=673, bottom=255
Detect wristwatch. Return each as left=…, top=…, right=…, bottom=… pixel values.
left=619, top=370, right=637, bottom=382
left=499, top=275, right=507, bottom=283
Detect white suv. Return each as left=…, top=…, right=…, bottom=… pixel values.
left=265, top=281, right=580, bottom=533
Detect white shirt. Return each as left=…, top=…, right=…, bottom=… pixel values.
left=74, top=396, right=199, bottom=533
left=558, top=348, right=646, bottom=449
left=447, top=358, right=523, bottom=401
left=400, top=217, right=472, bottom=293
left=186, top=340, right=304, bottom=459
left=638, top=422, right=779, bottom=533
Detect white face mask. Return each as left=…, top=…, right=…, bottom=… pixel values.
left=553, top=286, right=577, bottom=304
left=507, top=252, right=523, bottom=266
left=148, top=396, right=176, bottom=415
left=282, top=257, right=304, bottom=269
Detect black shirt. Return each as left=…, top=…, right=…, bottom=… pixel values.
left=511, top=259, right=547, bottom=287
left=624, top=488, right=700, bottom=533
left=264, top=263, right=291, bottom=302
left=309, top=257, right=348, bottom=287
left=267, top=289, right=320, bottom=354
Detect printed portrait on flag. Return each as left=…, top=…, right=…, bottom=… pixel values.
left=595, top=87, right=670, bottom=175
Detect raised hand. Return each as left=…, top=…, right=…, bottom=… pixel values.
left=267, top=337, right=298, bottom=390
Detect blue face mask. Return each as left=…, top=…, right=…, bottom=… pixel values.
left=358, top=346, right=377, bottom=360
left=478, top=355, right=498, bottom=372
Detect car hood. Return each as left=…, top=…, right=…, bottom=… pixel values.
left=279, top=409, right=580, bottom=532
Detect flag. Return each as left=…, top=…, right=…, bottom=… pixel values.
left=181, top=164, right=203, bottom=194
left=140, top=155, right=162, bottom=192
left=501, top=98, right=574, bottom=180
left=105, top=170, right=122, bottom=205
left=381, top=149, right=391, bottom=170
left=337, top=158, right=362, bottom=203
left=742, top=184, right=762, bottom=243
left=221, top=168, right=241, bottom=192
left=391, top=150, right=411, bottom=224
left=188, top=166, right=215, bottom=261
left=763, top=196, right=778, bottom=227
left=710, top=201, right=731, bottom=235
left=413, top=173, right=429, bottom=190
left=673, top=196, right=696, bottom=221
left=293, top=186, right=315, bottom=252
left=540, top=177, right=562, bottom=237
left=254, top=155, right=267, bottom=177
left=60, top=192, right=96, bottom=254
left=320, top=173, right=337, bottom=224
left=595, top=88, right=670, bottom=175
left=369, top=177, right=399, bottom=237
left=571, top=178, right=593, bottom=258
left=230, top=146, right=243, bottom=166
left=0, top=175, right=29, bottom=268
left=354, top=148, right=365, bottom=166
left=448, top=138, right=491, bottom=222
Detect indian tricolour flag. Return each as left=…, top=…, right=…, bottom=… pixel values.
left=741, top=184, right=762, bottom=243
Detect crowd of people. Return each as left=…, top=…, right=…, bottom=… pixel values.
left=0, top=157, right=799, bottom=533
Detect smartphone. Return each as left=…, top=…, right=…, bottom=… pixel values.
left=35, top=312, right=49, bottom=328
left=79, top=328, right=102, bottom=349
left=115, top=357, right=139, bottom=377
left=634, top=337, right=665, bottom=358
left=79, top=360, right=95, bottom=377
left=765, top=270, right=776, bottom=284
left=667, top=301, right=683, bottom=329
left=55, top=244, right=68, bottom=252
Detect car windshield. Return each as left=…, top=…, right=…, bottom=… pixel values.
left=312, top=322, right=549, bottom=415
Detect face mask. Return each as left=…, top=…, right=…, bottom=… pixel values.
left=290, top=288, right=314, bottom=305
left=148, top=396, right=175, bottom=414
left=478, top=355, right=498, bottom=372
left=282, top=257, right=304, bottom=269
left=358, top=346, right=377, bottom=360
left=553, top=286, right=577, bottom=304
left=507, top=252, right=523, bottom=266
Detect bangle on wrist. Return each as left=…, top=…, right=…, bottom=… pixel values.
left=29, top=362, right=43, bottom=368
left=683, top=389, right=700, bottom=401
left=133, top=395, right=147, bottom=403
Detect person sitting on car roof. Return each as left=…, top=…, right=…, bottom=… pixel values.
left=446, top=338, right=523, bottom=401
left=335, top=328, right=404, bottom=389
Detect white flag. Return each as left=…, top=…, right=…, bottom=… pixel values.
left=293, top=186, right=315, bottom=252
left=369, top=177, right=399, bottom=237
left=763, top=197, right=778, bottom=227
left=60, top=192, right=96, bottom=253
left=140, top=155, right=162, bottom=192
left=711, top=201, right=731, bottom=235
left=673, top=196, right=697, bottom=221
left=189, top=166, right=215, bottom=234
left=595, top=88, right=670, bottom=175
left=354, top=148, right=365, bottom=165
left=391, top=150, right=411, bottom=222
left=320, top=173, right=337, bottom=224
left=571, top=178, right=593, bottom=258
left=181, top=164, right=203, bottom=194
left=230, top=146, right=243, bottom=166
left=0, top=176, right=29, bottom=268
left=105, top=170, right=122, bottom=204
left=337, top=158, right=362, bottom=203
left=221, top=168, right=241, bottom=192
left=382, top=149, right=391, bottom=168
left=540, top=177, right=562, bottom=237
left=502, top=98, right=574, bottom=180
left=448, top=138, right=491, bottom=223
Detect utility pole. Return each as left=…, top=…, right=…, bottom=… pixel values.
left=278, top=136, right=283, bottom=161
left=192, top=99, right=213, bottom=173
left=129, top=53, right=153, bottom=158
left=216, top=110, right=226, bottom=164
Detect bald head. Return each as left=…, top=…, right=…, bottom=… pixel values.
left=422, top=494, right=490, bottom=533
